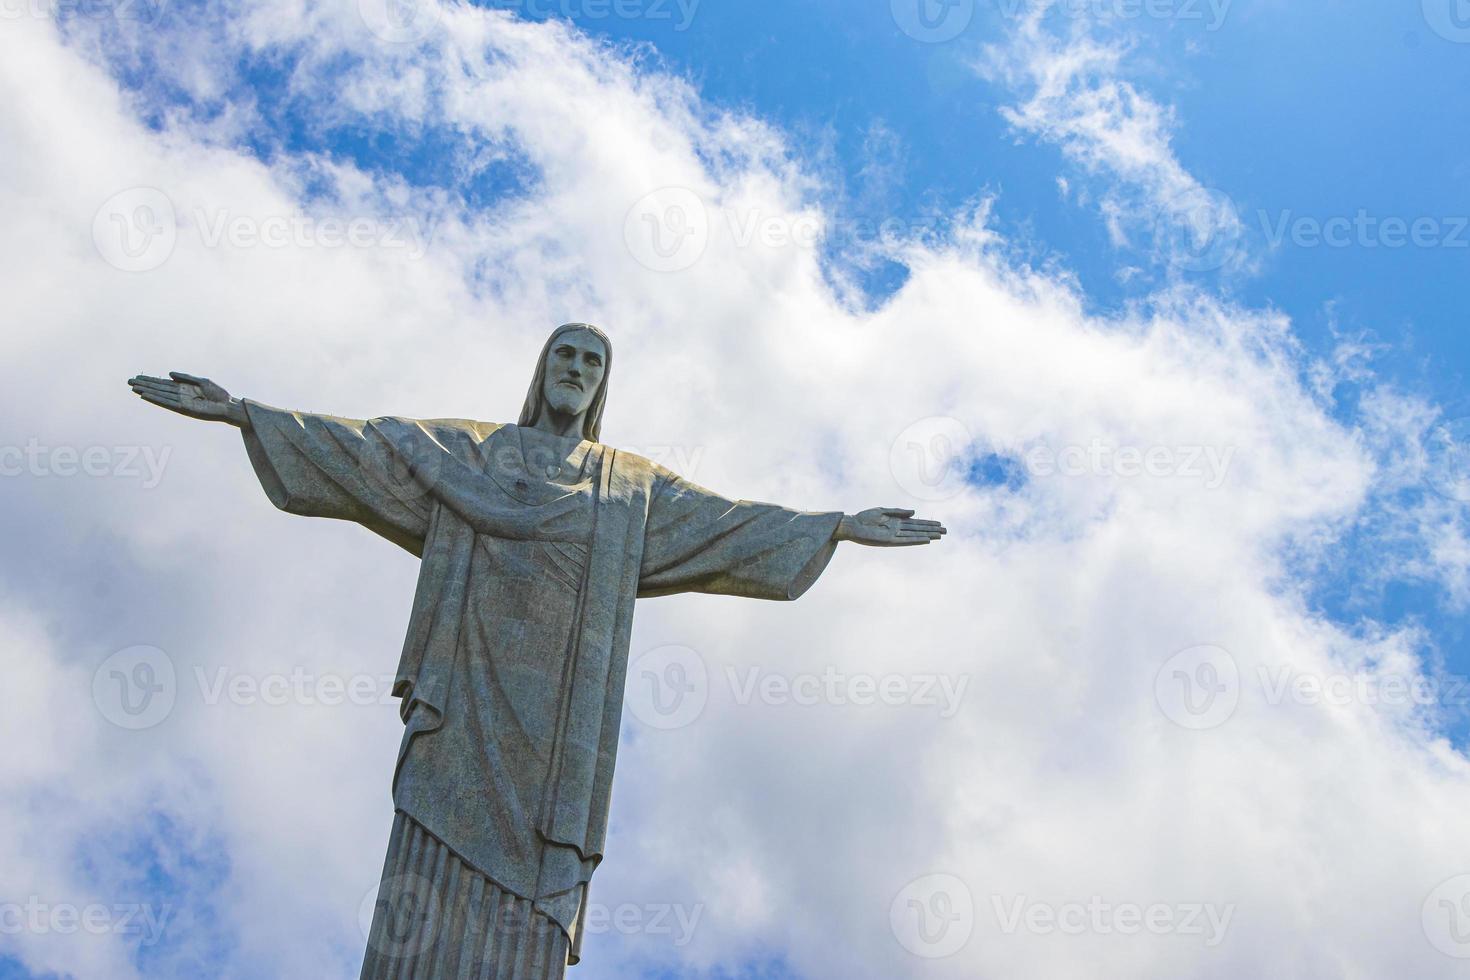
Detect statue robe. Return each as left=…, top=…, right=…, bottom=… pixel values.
left=237, top=402, right=843, bottom=977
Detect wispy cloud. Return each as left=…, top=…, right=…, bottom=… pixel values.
left=977, top=3, right=1248, bottom=276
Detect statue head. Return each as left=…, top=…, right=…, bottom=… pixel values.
left=518, top=322, right=612, bottom=441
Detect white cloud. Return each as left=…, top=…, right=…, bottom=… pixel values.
left=978, top=3, right=1247, bottom=276
left=0, top=4, right=1468, bottom=979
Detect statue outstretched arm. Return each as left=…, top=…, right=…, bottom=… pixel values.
left=637, top=471, right=945, bottom=601
left=833, top=508, right=947, bottom=547
left=127, top=371, right=431, bottom=555
left=128, top=372, right=249, bottom=427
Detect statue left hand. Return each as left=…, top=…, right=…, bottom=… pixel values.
left=835, top=508, right=947, bottom=547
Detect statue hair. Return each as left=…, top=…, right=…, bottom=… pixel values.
left=518, top=322, right=612, bottom=442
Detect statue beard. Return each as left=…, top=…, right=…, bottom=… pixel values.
left=543, top=383, right=593, bottom=420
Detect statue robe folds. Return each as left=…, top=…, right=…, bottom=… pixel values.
left=238, top=401, right=842, bottom=977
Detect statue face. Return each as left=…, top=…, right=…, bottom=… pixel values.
left=541, top=328, right=606, bottom=420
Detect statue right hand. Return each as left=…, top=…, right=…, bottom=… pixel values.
left=128, top=372, right=247, bottom=426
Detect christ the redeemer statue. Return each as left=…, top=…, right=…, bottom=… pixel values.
left=128, top=323, right=946, bottom=979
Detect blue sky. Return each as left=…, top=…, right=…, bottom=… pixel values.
left=5, top=1, right=1470, bottom=978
